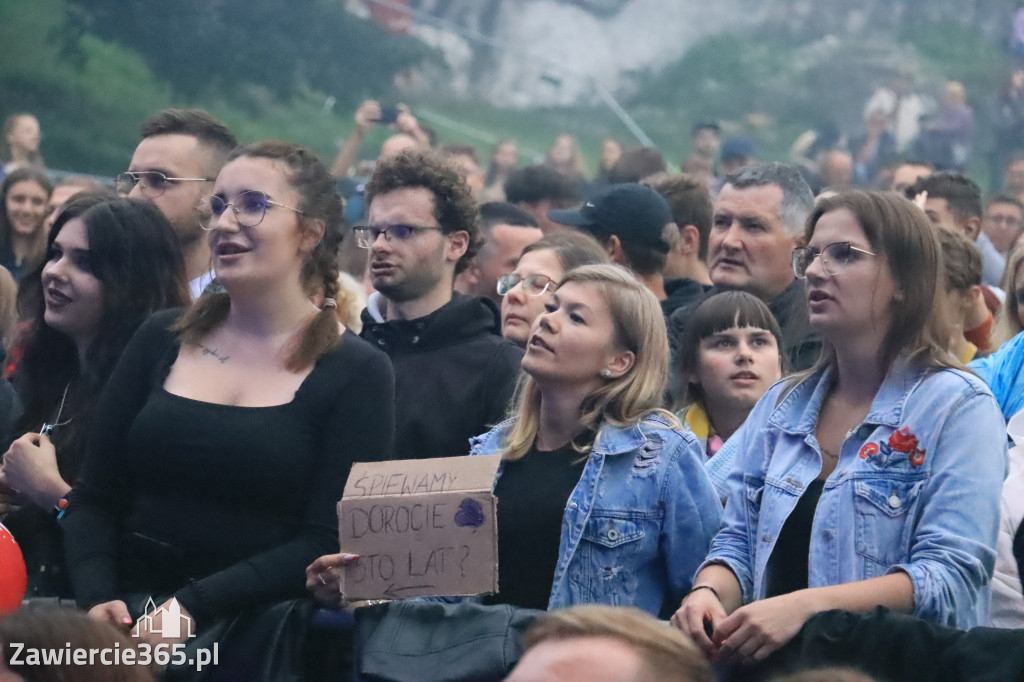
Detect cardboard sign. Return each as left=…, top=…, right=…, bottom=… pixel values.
left=338, top=455, right=502, bottom=601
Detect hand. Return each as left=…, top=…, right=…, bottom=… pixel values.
left=88, top=600, right=134, bottom=632
left=0, top=480, right=24, bottom=517
left=1, top=433, right=70, bottom=510
left=913, top=190, right=928, bottom=211
left=671, top=588, right=728, bottom=659
left=354, top=100, right=382, bottom=132
left=712, top=592, right=816, bottom=666
left=394, top=104, right=422, bottom=137
left=305, top=552, right=359, bottom=608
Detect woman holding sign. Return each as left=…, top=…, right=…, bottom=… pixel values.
left=62, top=141, right=394, bottom=669
left=470, top=263, right=721, bottom=615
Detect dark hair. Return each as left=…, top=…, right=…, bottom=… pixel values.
left=607, top=147, right=667, bottom=184
left=905, top=171, right=982, bottom=220
left=175, top=140, right=344, bottom=371
left=139, top=108, right=237, bottom=177
left=0, top=166, right=53, bottom=270
left=479, top=201, right=538, bottom=233
left=0, top=606, right=153, bottom=682
left=675, top=291, right=784, bottom=409
left=504, top=165, right=581, bottom=206
left=692, top=121, right=721, bottom=136
left=483, top=139, right=517, bottom=188
left=3, top=113, right=44, bottom=167
left=986, top=193, right=1024, bottom=213
left=521, top=230, right=610, bottom=274
left=15, top=196, right=190, bottom=482
left=642, top=172, right=713, bottom=260
left=805, top=190, right=955, bottom=372
left=722, top=162, right=814, bottom=237
left=365, top=148, right=481, bottom=275
left=935, top=227, right=982, bottom=292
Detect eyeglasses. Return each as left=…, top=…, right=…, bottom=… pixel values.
left=353, top=224, right=443, bottom=248
left=115, top=171, right=211, bottom=198
left=497, top=273, right=556, bottom=297
left=197, top=191, right=304, bottom=231
left=792, top=241, right=876, bottom=279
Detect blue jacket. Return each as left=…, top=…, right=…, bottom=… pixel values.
left=970, top=329, right=1024, bottom=421
left=701, top=360, right=1005, bottom=629
left=470, top=413, right=722, bottom=617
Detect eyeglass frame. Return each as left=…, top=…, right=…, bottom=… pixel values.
left=791, top=241, right=876, bottom=279
left=496, top=273, right=557, bottom=297
left=115, top=171, right=212, bottom=198
left=353, top=223, right=445, bottom=249
left=197, top=190, right=304, bottom=231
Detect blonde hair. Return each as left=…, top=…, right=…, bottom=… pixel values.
left=501, top=264, right=676, bottom=460
left=994, top=242, right=1024, bottom=346
left=522, top=605, right=711, bottom=682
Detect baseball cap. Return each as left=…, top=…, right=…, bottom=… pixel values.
left=547, top=183, right=672, bottom=253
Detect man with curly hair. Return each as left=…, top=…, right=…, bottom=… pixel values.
left=359, top=149, right=523, bottom=460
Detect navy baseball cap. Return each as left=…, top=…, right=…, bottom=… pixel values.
left=547, top=183, right=672, bottom=253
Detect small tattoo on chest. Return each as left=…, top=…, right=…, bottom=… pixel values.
left=198, top=344, right=230, bottom=363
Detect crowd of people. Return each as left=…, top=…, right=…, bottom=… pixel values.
left=0, top=68, right=1023, bottom=681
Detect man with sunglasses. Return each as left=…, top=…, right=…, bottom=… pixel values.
left=357, top=149, right=523, bottom=460
left=668, top=162, right=821, bottom=374
left=117, top=108, right=237, bottom=298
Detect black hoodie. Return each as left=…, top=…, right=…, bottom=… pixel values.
left=361, top=293, right=523, bottom=460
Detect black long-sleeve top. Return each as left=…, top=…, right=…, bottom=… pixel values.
left=62, top=310, right=395, bottom=626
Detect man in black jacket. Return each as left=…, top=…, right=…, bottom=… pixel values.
left=357, top=149, right=523, bottom=460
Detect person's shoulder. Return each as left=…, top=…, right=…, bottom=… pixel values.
left=320, top=328, right=394, bottom=374
left=135, top=308, right=186, bottom=343
left=917, top=365, right=994, bottom=400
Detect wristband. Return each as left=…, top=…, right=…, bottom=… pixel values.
left=686, top=584, right=720, bottom=601
left=53, top=497, right=68, bottom=521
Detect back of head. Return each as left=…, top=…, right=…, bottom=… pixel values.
left=366, top=148, right=481, bottom=275
left=521, top=605, right=711, bottom=682
left=139, top=108, right=237, bottom=177
left=505, top=165, right=581, bottom=207
left=808, top=190, right=951, bottom=370
left=723, top=162, right=814, bottom=237
left=906, top=171, right=982, bottom=221
left=607, top=147, right=667, bottom=184
left=0, top=606, right=154, bottom=682
left=521, top=230, right=610, bottom=273
left=675, top=290, right=785, bottom=408
left=480, top=201, right=538, bottom=234
left=642, top=172, right=713, bottom=260
left=935, top=227, right=982, bottom=293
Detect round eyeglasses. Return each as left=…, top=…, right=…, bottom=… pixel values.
left=115, top=171, right=211, bottom=198
left=497, top=273, right=556, bottom=297
left=197, top=191, right=304, bottom=231
left=791, top=241, right=876, bottom=279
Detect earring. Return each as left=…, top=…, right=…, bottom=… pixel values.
left=601, top=369, right=612, bottom=378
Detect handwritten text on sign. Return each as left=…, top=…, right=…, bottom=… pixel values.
left=339, top=456, right=501, bottom=600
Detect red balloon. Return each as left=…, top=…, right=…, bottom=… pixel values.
left=0, top=522, right=26, bottom=614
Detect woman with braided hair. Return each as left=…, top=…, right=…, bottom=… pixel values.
left=62, top=141, right=395, bottom=662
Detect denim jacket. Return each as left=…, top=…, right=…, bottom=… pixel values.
left=470, top=413, right=723, bottom=617
left=700, top=359, right=1006, bottom=629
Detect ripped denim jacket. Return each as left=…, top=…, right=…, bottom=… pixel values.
left=469, top=413, right=722, bottom=616
left=700, top=359, right=1006, bottom=628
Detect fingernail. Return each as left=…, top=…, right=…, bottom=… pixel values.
left=122, top=617, right=133, bottom=624
left=341, top=553, right=359, bottom=561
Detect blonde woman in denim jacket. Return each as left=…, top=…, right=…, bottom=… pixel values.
left=673, top=191, right=1006, bottom=667
left=472, top=264, right=722, bottom=617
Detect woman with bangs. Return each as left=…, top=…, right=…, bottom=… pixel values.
left=472, top=263, right=720, bottom=616
left=63, top=141, right=395, bottom=668
left=673, top=190, right=1005, bottom=670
